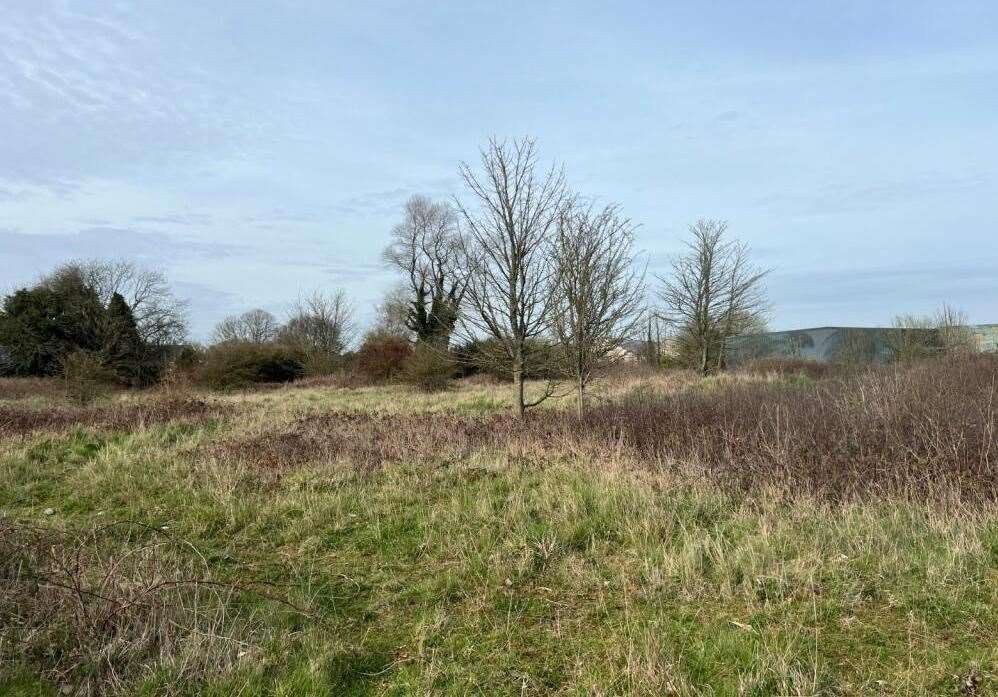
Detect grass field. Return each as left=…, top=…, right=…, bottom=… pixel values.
left=2, top=364, right=997, bottom=695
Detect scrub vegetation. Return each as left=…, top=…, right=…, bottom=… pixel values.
left=2, top=355, right=997, bottom=696
left=2, top=136, right=994, bottom=695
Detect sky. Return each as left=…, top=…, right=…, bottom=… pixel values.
left=1, top=0, right=996, bottom=340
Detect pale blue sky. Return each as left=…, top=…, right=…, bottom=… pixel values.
left=2, top=1, right=996, bottom=339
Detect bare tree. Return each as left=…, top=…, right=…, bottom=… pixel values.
left=278, top=290, right=356, bottom=359
left=657, top=220, right=769, bottom=375
left=714, top=242, right=770, bottom=371
left=212, top=308, right=279, bottom=345
left=933, top=303, right=977, bottom=354
left=51, top=259, right=188, bottom=345
left=455, top=137, right=570, bottom=417
left=888, top=312, right=936, bottom=362
left=383, top=195, right=466, bottom=346
left=889, top=303, right=977, bottom=362
left=550, top=203, right=645, bottom=417
left=642, top=310, right=671, bottom=366
left=372, top=284, right=415, bottom=340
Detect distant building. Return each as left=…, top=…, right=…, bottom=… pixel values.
left=975, top=324, right=998, bottom=352
left=725, top=324, right=998, bottom=367
left=608, top=343, right=641, bottom=363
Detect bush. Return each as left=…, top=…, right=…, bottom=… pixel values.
left=0, top=277, right=105, bottom=377
left=299, top=351, right=343, bottom=378
left=157, top=345, right=205, bottom=394
left=451, top=338, right=560, bottom=381
left=355, top=333, right=412, bottom=382
left=196, top=343, right=305, bottom=388
left=451, top=338, right=503, bottom=379
left=172, top=344, right=205, bottom=373
left=402, top=343, right=455, bottom=392
left=61, top=350, right=116, bottom=405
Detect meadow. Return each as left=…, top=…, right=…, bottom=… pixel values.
left=2, top=358, right=997, bottom=696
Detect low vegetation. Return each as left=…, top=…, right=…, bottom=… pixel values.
left=2, top=356, right=996, bottom=695
left=2, top=137, right=994, bottom=694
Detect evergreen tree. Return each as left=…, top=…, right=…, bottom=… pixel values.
left=102, top=292, right=148, bottom=385
left=0, top=276, right=105, bottom=376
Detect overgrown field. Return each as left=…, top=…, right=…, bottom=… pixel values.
left=2, top=359, right=997, bottom=695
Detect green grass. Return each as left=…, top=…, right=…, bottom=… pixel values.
left=2, top=378, right=996, bottom=695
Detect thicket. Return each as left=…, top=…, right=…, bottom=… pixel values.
left=354, top=333, right=412, bottom=382
left=195, top=343, right=305, bottom=389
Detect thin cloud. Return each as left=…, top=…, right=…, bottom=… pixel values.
left=0, top=226, right=244, bottom=279
left=332, top=188, right=414, bottom=217
left=133, top=213, right=215, bottom=226
left=753, top=172, right=990, bottom=216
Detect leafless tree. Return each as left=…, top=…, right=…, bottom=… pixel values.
left=642, top=310, right=672, bottom=366
left=455, top=137, right=570, bottom=417
left=714, top=245, right=770, bottom=371
left=657, top=220, right=769, bottom=375
left=212, top=308, right=279, bottom=345
left=889, top=303, right=977, bottom=361
left=50, top=259, right=188, bottom=345
left=933, top=303, right=977, bottom=353
left=278, top=289, right=356, bottom=357
left=550, top=203, right=645, bottom=416
left=372, top=284, right=415, bottom=340
left=383, top=195, right=466, bottom=346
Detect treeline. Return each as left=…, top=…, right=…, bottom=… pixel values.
left=363, top=137, right=769, bottom=415
left=0, top=137, right=771, bottom=415
left=8, top=136, right=975, bottom=415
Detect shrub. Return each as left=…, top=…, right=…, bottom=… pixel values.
left=0, top=276, right=105, bottom=377
left=451, top=338, right=560, bottom=381
left=157, top=345, right=205, bottom=395
left=355, top=333, right=412, bottom=382
left=402, top=343, right=455, bottom=392
left=61, top=350, right=116, bottom=405
left=299, top=351, right=343, bottom=378
left=451, top=338, right=503, bottom=379
left=172, top=344, right=205, bottom=373
left=196, top=343, right=305, bottom=388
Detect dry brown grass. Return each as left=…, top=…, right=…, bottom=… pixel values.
left=574, top=354, right=998, bottom=502
left=212, top=355, right=998, bottom=503
left=0, top=377, right=82, bottom=403
left=0, top=520, right=279, bottom=696
left=0, top=397, right=232, bottom=438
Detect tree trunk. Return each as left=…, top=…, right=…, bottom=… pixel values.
left=699, top=338, right=710, bottom=376
left=513, top=355, right=526, bottom=418
left=576, top=376, right=585, bottom=419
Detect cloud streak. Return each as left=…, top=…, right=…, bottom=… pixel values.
left=752, top=172, right=991, bottom=216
